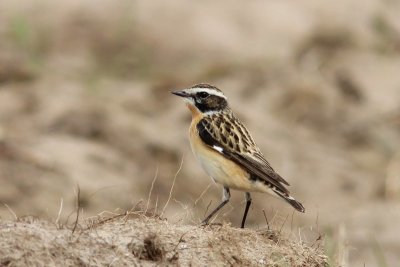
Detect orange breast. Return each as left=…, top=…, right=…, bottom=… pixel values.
left=187, top=104, right=254, bottom=191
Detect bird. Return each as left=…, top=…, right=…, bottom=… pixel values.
left=172, top=83, right=305, bottom=228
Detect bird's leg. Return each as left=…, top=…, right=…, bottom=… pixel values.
left=241, top=192, right=252, bottom=228
left=202, top=187, right=230, bottom=225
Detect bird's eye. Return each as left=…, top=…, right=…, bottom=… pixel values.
left=197, top=92, right=209, bottom=98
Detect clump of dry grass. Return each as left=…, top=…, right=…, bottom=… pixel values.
left=0, top=211, right=328, bottom=267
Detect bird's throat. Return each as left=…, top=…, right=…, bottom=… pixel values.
left=186, top=103, right=203, bottom=120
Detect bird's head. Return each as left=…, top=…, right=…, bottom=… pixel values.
left=171, top=84, right=228, bottom=114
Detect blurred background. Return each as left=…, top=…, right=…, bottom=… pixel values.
left=0, top=0, right=400, bottom=265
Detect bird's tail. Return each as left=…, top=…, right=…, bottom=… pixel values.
left=274, top=190, right=305, bottom=213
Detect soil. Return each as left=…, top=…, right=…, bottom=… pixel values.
left=0, top=215, right=327, bottom=266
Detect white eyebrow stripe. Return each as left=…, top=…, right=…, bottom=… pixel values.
left=188, top=88, right=227, bottom=99
left=212, top=145, right=224, bottom=153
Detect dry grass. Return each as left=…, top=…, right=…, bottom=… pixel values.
left=0, top=213, right=328, bottom=267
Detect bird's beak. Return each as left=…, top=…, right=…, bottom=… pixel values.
left=171, top=90, right=190, bottom=98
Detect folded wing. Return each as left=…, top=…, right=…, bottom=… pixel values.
left=197, top=116, right=291, bottom=195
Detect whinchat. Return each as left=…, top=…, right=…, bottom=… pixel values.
left=172, top=84, right=304, bottom=228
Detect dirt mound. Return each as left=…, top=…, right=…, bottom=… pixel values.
left=0, top=215, right=327, bottom=267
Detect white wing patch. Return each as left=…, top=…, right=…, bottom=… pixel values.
left=212, top=145, right=224, bottom=154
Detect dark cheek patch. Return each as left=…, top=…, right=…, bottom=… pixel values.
left=208, top=97, right=219, bottom=109
left=195, top=96, right=227, bottom=112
